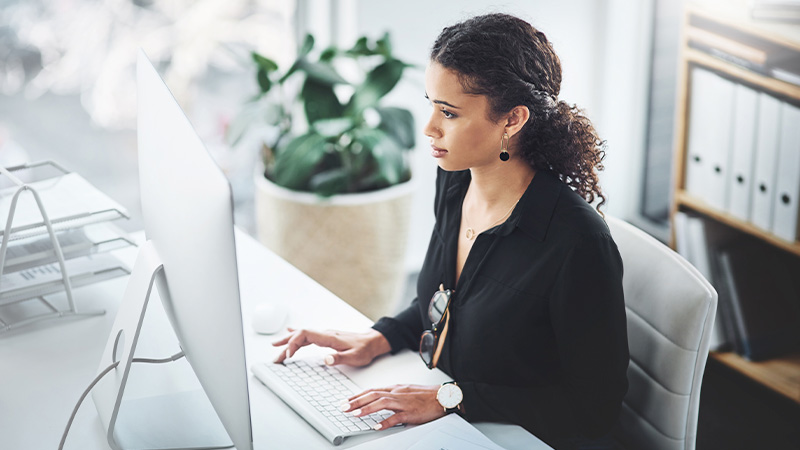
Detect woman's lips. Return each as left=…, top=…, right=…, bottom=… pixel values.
left=431, top=145, right=448, bottom=158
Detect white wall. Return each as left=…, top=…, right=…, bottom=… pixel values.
left=594, top=0, right=658, bottom=234
left=304, top=0, right=654, bottom=270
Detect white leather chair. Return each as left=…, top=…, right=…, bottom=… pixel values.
left=606, top=216, right=717, bottom=450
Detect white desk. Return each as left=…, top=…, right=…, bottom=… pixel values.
left=1, top=230, right=549, bottom=449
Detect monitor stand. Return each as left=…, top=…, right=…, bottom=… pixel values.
left=91, top=241, right=233, bottom=450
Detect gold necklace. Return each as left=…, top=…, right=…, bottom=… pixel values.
left=463, top=197, right=520, bottom=240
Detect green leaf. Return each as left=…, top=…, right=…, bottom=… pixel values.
left=252, top=52, right=278, bottom=72
left=257, top=68, right=272, bottom=93
left=375, top=106, right=415, bottom=149
left=346, top=37, right=370, bottom=56
left=274, top=133, right=327, bottom=190
left=312, top=117, right=355, bottom=137
left=320, top=46, right=337, bottom=62
left=347, top=59, right=405, bottom=114
left=278, top=35, right=315, bottom=84
left=375, top=32, right=392, bottom=57
left=309, top=168, right=349, bottom=196
left=297, top=59, right=349, bottom=85
left=353, top=128, right=404, bottom=186
left=301, top=78, right=344, bottom=124
left=299, top=34, right=315, bottom=57
left=372, top=134, right=404, bottom=186
left=351, top=127, right=382, bottom=148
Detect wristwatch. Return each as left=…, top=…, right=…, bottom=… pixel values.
left=436, top=381, right=463, bottom=414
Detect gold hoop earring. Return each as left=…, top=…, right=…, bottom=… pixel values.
left=499, top=132, right=510, bottom=161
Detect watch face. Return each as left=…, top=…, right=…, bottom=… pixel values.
left=437, top=384, right=463, bottom=409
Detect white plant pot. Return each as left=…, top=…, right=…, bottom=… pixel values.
left=254, top=171, right=415, bottom=321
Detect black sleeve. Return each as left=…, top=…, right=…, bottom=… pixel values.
left=372, top=300, right=425, bottom=354
left=458, top=233, right=629, bottom=439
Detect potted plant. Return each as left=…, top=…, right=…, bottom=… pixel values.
left=229, top=33, right=416, bottom=320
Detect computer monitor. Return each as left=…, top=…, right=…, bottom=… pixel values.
left=91, top=50, right=253, bottom=450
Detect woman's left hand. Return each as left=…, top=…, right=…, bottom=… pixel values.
left=341, top=384, right=446, bottom=430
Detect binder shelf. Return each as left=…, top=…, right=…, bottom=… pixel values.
left=671, top=1, right=800, bottom=405
left=673, top=3, right=800, bottom=253
left=0, top=161, right=134, bottom=334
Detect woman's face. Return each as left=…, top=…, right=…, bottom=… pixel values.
left=423, top=62, right=506, bottom=172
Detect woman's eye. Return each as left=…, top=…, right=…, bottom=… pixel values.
left=441, top=109, right=456, bottom=119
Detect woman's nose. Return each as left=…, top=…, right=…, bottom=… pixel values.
left=423, top=113, right=441, bottom=140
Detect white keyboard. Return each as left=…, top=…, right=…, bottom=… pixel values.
left=251, top=359, right=396, bottom=445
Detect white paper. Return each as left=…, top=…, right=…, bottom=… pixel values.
left=2, top=223, right=131, bottom=273
left=349, top=415, right=506, bottom=450
left=0, top=252, right=129, bottom=303
left=3, top=228, right=92, bottom=271
left=408, top=429, right=496, bottom=450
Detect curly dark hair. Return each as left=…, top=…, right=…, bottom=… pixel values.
left=430, top=13, right=607, bottom=212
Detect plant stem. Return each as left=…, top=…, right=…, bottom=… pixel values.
left=341, top=142, right=355, bottom=192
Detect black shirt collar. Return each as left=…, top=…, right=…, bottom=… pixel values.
left=441, top=169, right=563, bottom=242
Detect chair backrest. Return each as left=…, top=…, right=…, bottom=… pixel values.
left=606, top=216, right=717, bottom=450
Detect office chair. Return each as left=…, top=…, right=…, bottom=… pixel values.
left=606, top=216, right=717, bottom=450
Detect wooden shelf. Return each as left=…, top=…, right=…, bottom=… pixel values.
left=675, top=190, right=800, bottom=257
left=688, top=2, right=800, bottom=52
left=685, top=48, right=800, bottom=100
left=711, top=351, right=800, bottom=405
left=675, top=2, right=800, bottom=406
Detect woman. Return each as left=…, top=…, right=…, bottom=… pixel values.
left=273, top=13, right=629, bottom=449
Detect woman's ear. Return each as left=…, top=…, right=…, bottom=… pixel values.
left=505, top=105, right=531, bottom=138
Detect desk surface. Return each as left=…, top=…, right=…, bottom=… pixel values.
left=1, top=230, right=549, bottom=449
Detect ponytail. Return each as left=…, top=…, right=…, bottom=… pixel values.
left=518, top=100, right=607, bottom=214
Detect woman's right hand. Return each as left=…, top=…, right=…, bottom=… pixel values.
left=271, top=328, right=392, bottom=367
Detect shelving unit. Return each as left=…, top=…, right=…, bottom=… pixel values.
left=676, top=191, right=800, bottom=257
left=671, top=1, right=800, bottom=406
left=713, top=351, right=800, bottom=403
left=0, top=161, right=135, bottom=333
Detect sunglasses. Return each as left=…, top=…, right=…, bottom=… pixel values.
left=419, top=284, right=453, bottom=369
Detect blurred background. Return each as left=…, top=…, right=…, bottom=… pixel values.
left=0, top=0, right=671, bottom=266
left=3, top=1, right=800, bottom=448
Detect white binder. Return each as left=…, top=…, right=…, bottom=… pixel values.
left=772, top=101, right=800, bottom=242
left=685, top=68, right=735, bottom=210
left=750, top=93, right=782, bottom=231
left=726, top=83, right=759, bottom=221
left=685, top=68, right=711, bottom=201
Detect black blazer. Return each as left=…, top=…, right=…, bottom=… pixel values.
left=373, top=168, right=629, bottom=446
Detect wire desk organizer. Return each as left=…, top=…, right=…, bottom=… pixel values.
left=0, top=161, right=134, bottom=334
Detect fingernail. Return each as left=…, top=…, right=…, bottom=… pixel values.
left=285, top=349, right=291, bottom=359
left=373, top=424, right=382, bottom=430
left=339, top=402, right=350, bottom=411
left=352, top=409, right=362, bottom=417
left=324, top=355, right=335, bottom=365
